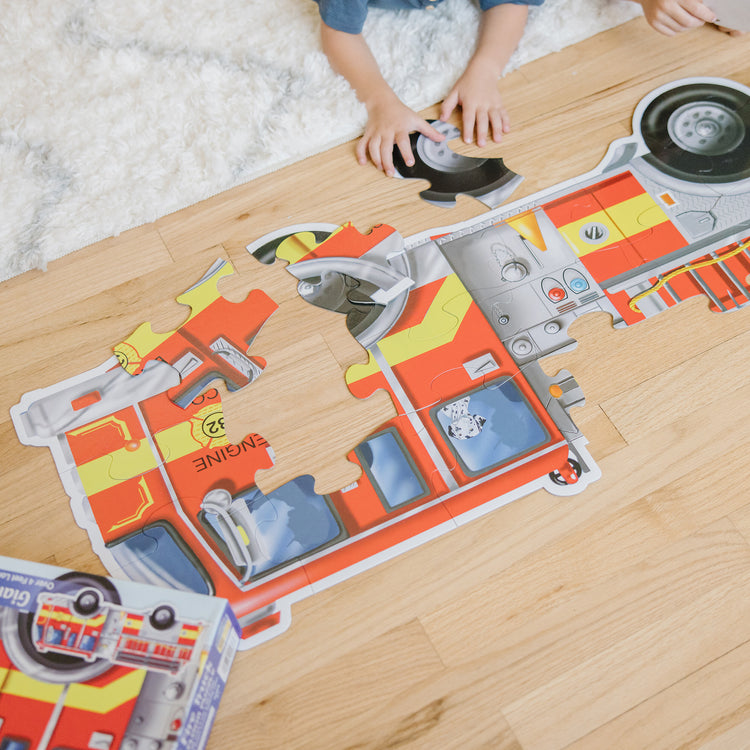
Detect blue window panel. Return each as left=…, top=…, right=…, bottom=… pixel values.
left=434, top=380, right=548, bottom=475
left=238, top=475, right=343, bottom=576
left=1, top=741, right=30, bottom=750
left=110, top=524, right=211, bottom=595
left=357, top=432, right=426, bottom=510
left=44, top=628, right=65, bottom=646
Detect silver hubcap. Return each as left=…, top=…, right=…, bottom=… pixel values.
left=416, top=121, right=487, bottom=173
left=667, top=101, right=744, bottom=156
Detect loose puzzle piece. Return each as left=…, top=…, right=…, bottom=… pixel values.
left=392, top=120, right=523, bottom=209
left=11, top=76, right=750, bottom=652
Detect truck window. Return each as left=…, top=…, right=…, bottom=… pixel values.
left=0, top=741, right=30, bottom=750
left=107, top=522, right=212, bottom=595
left=199, top=475, right=346, bottom=580
left=354, top=430, right=428, bottom=510
left=432, top=378, right=549, bottom=476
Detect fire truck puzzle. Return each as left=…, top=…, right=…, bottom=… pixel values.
left=0, top=555, right=239, bottom=750
left=10, top=77, right=750, bottom=663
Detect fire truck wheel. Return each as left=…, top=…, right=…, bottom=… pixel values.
left=639, top=81, right=750, bottom=183
left=548, top=458, right=582, bottom=487
left=149, top=604, right=177, bottom=631
left=73, top=588, right=103, bottom=616
left=57, top=571, right=122, bottom=607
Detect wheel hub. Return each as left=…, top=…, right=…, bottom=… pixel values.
left=416, top=121, right=487, bottom=173
left=667, top=101, right=745, bottom=156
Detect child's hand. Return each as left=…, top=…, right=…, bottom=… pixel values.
left=635, top=0, right=717, bottom=34
left=439, top=62, right=510, bottom=147
left=357, top=93, right=445, bottom=177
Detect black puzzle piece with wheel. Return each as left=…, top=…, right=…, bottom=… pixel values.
left=639, top=80, right=750, bottom=184
left=392, top=120, right=523, bottom=209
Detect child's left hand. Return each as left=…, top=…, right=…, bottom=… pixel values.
left=439, top=61, right=510, bottom=147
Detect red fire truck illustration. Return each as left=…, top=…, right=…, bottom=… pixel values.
left=33, top=591, right=201, bottom=676
left=11, top=76, right=750, bottom=651
left=0, top=571, right=221, bottom=750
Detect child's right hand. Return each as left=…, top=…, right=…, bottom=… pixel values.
left=357, top=93, right=445, bottom=177
left=635, top=0, right=717, bottom=34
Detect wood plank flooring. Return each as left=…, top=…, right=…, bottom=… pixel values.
left=3, top=15, right=750, bottom=749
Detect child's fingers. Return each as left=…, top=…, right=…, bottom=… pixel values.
left=367, top=135, right=384, bottom=172
left=395, top=133, right=415, bottom=169
left=462, top=107, right=477, bottom=143
left=489, top=108, right=509, bottom=142
left=475, top=110, right=490, bottom=147
left=356, top=135, right=370, bottom=166
left=686, top=0, right=718, bottom=23
left=415, top=120, right=446, bottom=143
left=381, top=140, right=398, bottom=177
left=439, top=91, right=459, bottom=122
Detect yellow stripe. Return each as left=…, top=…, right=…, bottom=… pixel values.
left=276, top=232, right=325, bottom=265
left=606, top=193, right=668, bottom=236
left=1, top=666, right=146, bottom=713
left=77, top=441, right=158, bottom=494
left=67, top=670, right=147, bottom=713
left=346, top=274, right=471, bottom=383
left=559, top=194, right=668, bottom=257
left=154, top=420, right=209, bottom=462
left=2, top=669, right=65, bottom=703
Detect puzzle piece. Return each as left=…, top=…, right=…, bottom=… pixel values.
left=114, top=258, right=277, bottom=408
left=392, top=120, right=523, bottom=209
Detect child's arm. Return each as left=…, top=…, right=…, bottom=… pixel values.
left=439, top=2, right=529, bottom=146
left=320, top=23, right=445, bottom=177
left=629, top=0, right=717, bottom=34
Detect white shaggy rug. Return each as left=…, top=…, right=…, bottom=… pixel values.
left=0, top=0, right=642, bottom=281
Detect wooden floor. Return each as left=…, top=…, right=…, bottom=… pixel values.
left=3, top=15, right=750, bottom=749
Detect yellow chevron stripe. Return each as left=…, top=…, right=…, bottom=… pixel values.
left=68, top=415, right=135, bottom=445
left=66, top=670, right=147, bottom=713
left=346, top=274, right=471, bottom=384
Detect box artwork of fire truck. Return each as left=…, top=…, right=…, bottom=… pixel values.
left=10, top=76, right=750, bottom=652
left=0, top=555, right=239, bottom=750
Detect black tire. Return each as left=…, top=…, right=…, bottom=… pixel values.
left=392, top=121, right=520, bottom=205
left=149, top=604, right=177, bottom=631
left=548, top=458, right=582, bottom=487
left=639, top=82, right=750, bottom=183
left=73, top=588, right=103, bottom=617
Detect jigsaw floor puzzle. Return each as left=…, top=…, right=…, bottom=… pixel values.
left=10, top=77, right=750, bottom=657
